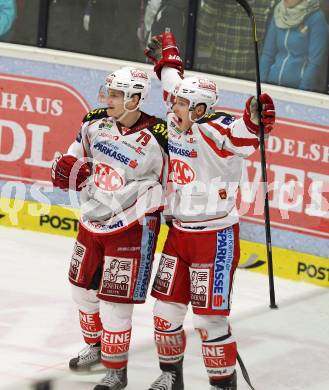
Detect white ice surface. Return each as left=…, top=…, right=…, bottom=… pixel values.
left=0, top=226, right=328, bottom=390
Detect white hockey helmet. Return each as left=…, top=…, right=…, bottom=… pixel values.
left=100, top=66, right=151, bottom=106
left=173, top=76, right=218, bottom=113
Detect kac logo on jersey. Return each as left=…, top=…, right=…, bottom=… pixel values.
left=94, top=163, right=124, bottom=191
left=170, top=159, right=195, bottom=185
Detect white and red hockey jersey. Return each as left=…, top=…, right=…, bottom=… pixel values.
left=161, top=67, right=260, bottom=231
left=67, top=108, right=168, bottom=234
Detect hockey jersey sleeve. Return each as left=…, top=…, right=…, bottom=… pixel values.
left=67, top=122, right=89, bottom=158
left=197, top=112, right=260, bottom=159
left=161, top=67, right=183, bottom=109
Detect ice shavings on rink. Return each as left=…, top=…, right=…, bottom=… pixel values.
left=0, top=226, right=328, bottom=390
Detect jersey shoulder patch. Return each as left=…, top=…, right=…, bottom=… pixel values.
left=148, top=118, right=168, bottom=154
left=82, top=107, right=108, bottom=123
left=197, top=111, right=235, bottom=125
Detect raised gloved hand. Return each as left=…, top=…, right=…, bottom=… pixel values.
left=243, top=93, right=275, bottom=135
left=51, top=154, right=91, bottom=191
left=144, top=34, right=162, bottom=65
left=144, top=31, right=183, bottom=79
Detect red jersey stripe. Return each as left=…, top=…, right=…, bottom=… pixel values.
left=198, top=128, right=234, bottom=158
left=208, top=121, right=229, bottom=136
left=207, top=121, right=259, bottom=148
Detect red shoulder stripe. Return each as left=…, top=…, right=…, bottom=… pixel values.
left=208, top=121, right=259, bottom=148
left=198, top=128, right=234, bottom=158
left=208, top=121, right=229, bottom=136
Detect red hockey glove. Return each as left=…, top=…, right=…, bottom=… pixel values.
left=243, top=93, right=275, bottom=136
left=144, top=31, right=183, bottom=79
left=144, top=34, right=162, bottom=65
left=51, top=154, right=91, bottom=191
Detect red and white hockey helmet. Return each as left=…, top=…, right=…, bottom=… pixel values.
left=99, top=66, right=151, bottom=106
left=173, top=76, right=218, bottom=113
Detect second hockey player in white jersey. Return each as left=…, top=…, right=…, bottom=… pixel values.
left=51, top=66, right=168, bottom=390
left=145, top=32, right=276, bottom=390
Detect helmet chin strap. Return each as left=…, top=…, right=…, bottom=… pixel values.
left=116, top=98, right=139, bottom=122
left=189, top=109, right=206, bottom=123
left=124, top=97, right=140, bottom=113
left=188, top=110, right=196, bottom=123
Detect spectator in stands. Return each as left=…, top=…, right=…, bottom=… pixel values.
left=137, top=0, right=188, bottom=59
left=195, top=0, right=277, bottom=80
left=260, top=0, right=329, bottom=92
left=0, top=0, right=16, bottom=40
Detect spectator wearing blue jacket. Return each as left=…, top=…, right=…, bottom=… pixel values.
left=0, top=0, right=16, bottom=38
left=260, top=0, right=329, bottom=92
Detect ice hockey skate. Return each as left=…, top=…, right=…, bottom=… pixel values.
left=209, top=371, right=237, bottom=390
left=69, top=343, right=101, bottom=371
left=148, top=360, right=184, bottom=390
left=94, top=367, right=127, bottom=390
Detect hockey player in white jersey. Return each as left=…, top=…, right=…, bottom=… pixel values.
left=51, top=66, right=168, bottom=390
left=144, top=32, right=276, bottom=390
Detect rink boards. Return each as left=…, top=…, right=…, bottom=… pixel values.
left=0, top=197, right=327, bottom=289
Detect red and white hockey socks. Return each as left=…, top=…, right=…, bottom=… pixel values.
left=194, top=314, right=237, bottom=382
left=101, top=328, right=132, bottom=369
left=79, top=310, right=102, bottom=344
left=71, top=285, right=102, bottom=345
left=154, top=321, right=186, bottom=365
left=99, top=301, right=134, bottom=369
left=153, top=301, right=188, bottom=366
left=201, top=333, right=237, bottom=380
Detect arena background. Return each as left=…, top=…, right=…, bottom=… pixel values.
left=1, top=1, right=329, bottom=388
